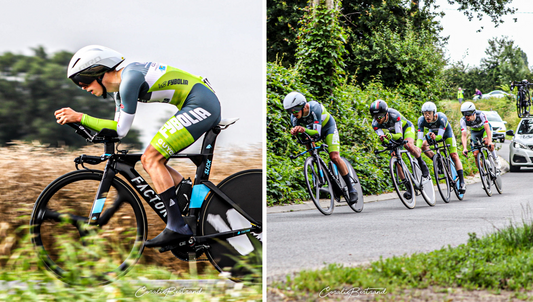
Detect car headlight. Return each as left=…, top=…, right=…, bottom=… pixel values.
left=513, top=141, right=529, bottom=150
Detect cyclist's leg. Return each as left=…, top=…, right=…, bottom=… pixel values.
left=325, top=128, right=357, bottom=202
left=482, top=127, right=499, bottom=166
left=420, top=137, right=434, bottom=159
left=144, top=84, right=221, bottom=247
left=445, top=130, right=465, bottom=190
left=403, top=125, right=429, bottom=178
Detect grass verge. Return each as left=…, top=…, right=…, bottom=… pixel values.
left=270, top=210, right=533, bottom=301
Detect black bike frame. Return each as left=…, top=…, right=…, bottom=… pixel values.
left=291, top=138, right=344, bottom=198
left=76, top=125, right=261, bottom=238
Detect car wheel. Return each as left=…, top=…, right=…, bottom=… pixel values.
left=509, top=161, right=520, bottom=172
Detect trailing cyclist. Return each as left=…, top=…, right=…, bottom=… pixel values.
left=416, top=102, right=466, bottom=193
left=283, top=91, right=358, bottom=204
left=55, top=45, right=221, bottom=247
left=369, top=100, right=430, bottom=199
left=460, top=102, right=501, bottom=170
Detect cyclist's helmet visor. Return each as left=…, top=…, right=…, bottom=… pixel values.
left=70, top=65, right=110, bottom=87
left=286, top=105, right=304, bottom=115
left=462, top=110, right=475, bottom=117
left=373, top=112, right=387, bottom=120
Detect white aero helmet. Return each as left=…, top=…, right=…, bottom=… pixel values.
left=67, top=45, right=125, bottom=95
left=460, top=101, right=476, bottom=116
left=283, top=91, right=307, bottom=114
left=421, top=101, right=437, bottom=114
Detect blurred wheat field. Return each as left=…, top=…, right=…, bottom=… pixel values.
left=0, top=141, right=262, bottom=276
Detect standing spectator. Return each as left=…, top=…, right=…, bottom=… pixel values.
left=475, top=88, right=482, bottom=100
left=457, top=87, right=464, bottom=104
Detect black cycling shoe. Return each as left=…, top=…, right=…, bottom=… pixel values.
left=459, top=182, right=466, bottom=194
left=144, top=227, right=192, bottom=248
left=403, top=191, right=412, bottom=200
left=347, top=190, right=358, bottom=205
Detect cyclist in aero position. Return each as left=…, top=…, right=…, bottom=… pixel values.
left=283, top=91, right=358, bottom=204
left=369, top=100, right=430, bottom=199
left=416, top=102, right=466, bottom=193
left=54, top=45, right=221, bottom=247
left=460, top=102, right=501, bottom=169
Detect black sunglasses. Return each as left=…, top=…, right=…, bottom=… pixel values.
left=70, top=74, right=97, bottom=88
left=373, top=113, right=387, bottom=120
left=286, top=105, right=304, bottom=115
left=462, top=111, right=475, bottom=117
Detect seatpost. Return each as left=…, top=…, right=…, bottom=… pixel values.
left=104, top=142, right=115, bottom=155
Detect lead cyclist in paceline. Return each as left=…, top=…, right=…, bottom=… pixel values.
left=283, top=91, right=358, bottom=204
left=54, top=45, right=221, bottom=247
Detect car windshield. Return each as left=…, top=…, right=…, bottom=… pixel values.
left=518, top=120, right=533, bottom=134
left=483, top=112, right=503, bottom=122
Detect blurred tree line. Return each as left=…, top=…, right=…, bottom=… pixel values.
left=0, top=46, right=141, bottom=148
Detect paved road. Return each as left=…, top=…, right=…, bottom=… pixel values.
left=267, top=140, right=530, bottom=282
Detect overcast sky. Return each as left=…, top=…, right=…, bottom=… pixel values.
left=437, top=0, right=533, bottom=68
left=0, top=0, right=264, bottom=150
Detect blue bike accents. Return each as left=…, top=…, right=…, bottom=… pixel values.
left=190, top=184, right=210, bottom=209
left=92, top=198, right=106, bottom=214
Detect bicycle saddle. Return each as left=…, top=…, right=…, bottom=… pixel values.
left=218, top=118, right=239, bottom=127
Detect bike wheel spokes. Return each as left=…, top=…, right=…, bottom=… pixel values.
left=304, top=157, right=334, bottom=215
left=30, top=171, right=145, bottom=285
left=390, top=157, right=416, bottom=209
left=433, top=155, right=451, bottom=203
left=476, top=152, right=492, bottom=197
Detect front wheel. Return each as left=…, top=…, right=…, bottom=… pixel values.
left=433, top=154, right=451, bottom=203
left=29, top=170, right=147, bottom=285
left=199, top=169, right=262, bottom=282
left=476, top=152, right=492, bottom=197
left=390, top=157, right=416, bottom=209
left=304, top=157, right=335, bottom=215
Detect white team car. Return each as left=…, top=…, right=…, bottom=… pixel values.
left=507, top=117, right=533, bottom=172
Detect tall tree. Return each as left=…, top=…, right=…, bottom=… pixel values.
left=481, top=36, right=531, bottom=85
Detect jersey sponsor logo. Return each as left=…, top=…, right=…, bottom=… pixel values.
left=159, top=65, right=166, bottom=71
left=158, top=107, right=212, bottom=139
left=396, top=117, right=401, bottom=122
left=157, top=78, right=189, bottom=89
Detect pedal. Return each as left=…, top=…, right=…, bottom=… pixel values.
left=158, top=239, right=189, bottom=253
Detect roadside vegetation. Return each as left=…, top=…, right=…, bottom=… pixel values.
left=267, top=0, right=524, bottom=206
left=0, top=143, right=262, bottom=301
left=269, top=212, right=533, bottom=301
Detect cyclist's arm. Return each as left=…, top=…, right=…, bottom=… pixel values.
left=434, top=113, right=447, bottom=141
left=484, top=123, right=493, bottom=143
left=460, top=118, right=468, bottom=153
left=416, top=116, right=425, bottom=148
left=81, top=69, right=144, bottom=138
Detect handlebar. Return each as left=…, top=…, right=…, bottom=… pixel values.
left=66, top=123, right=120, bottom=144
left=288, top=132, right=325, bottom=160
left=374, top=139, right=408, bottom=154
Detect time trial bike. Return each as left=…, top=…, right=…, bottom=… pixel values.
left=374, top=139, right=436, bottom=209
left=467, top=138, right=502, bottom=197
left=30, top=120, right=262, bottom=285
left=289, top=133, right=364, bottom=215
left=427, top=138, right=464, bottom=202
